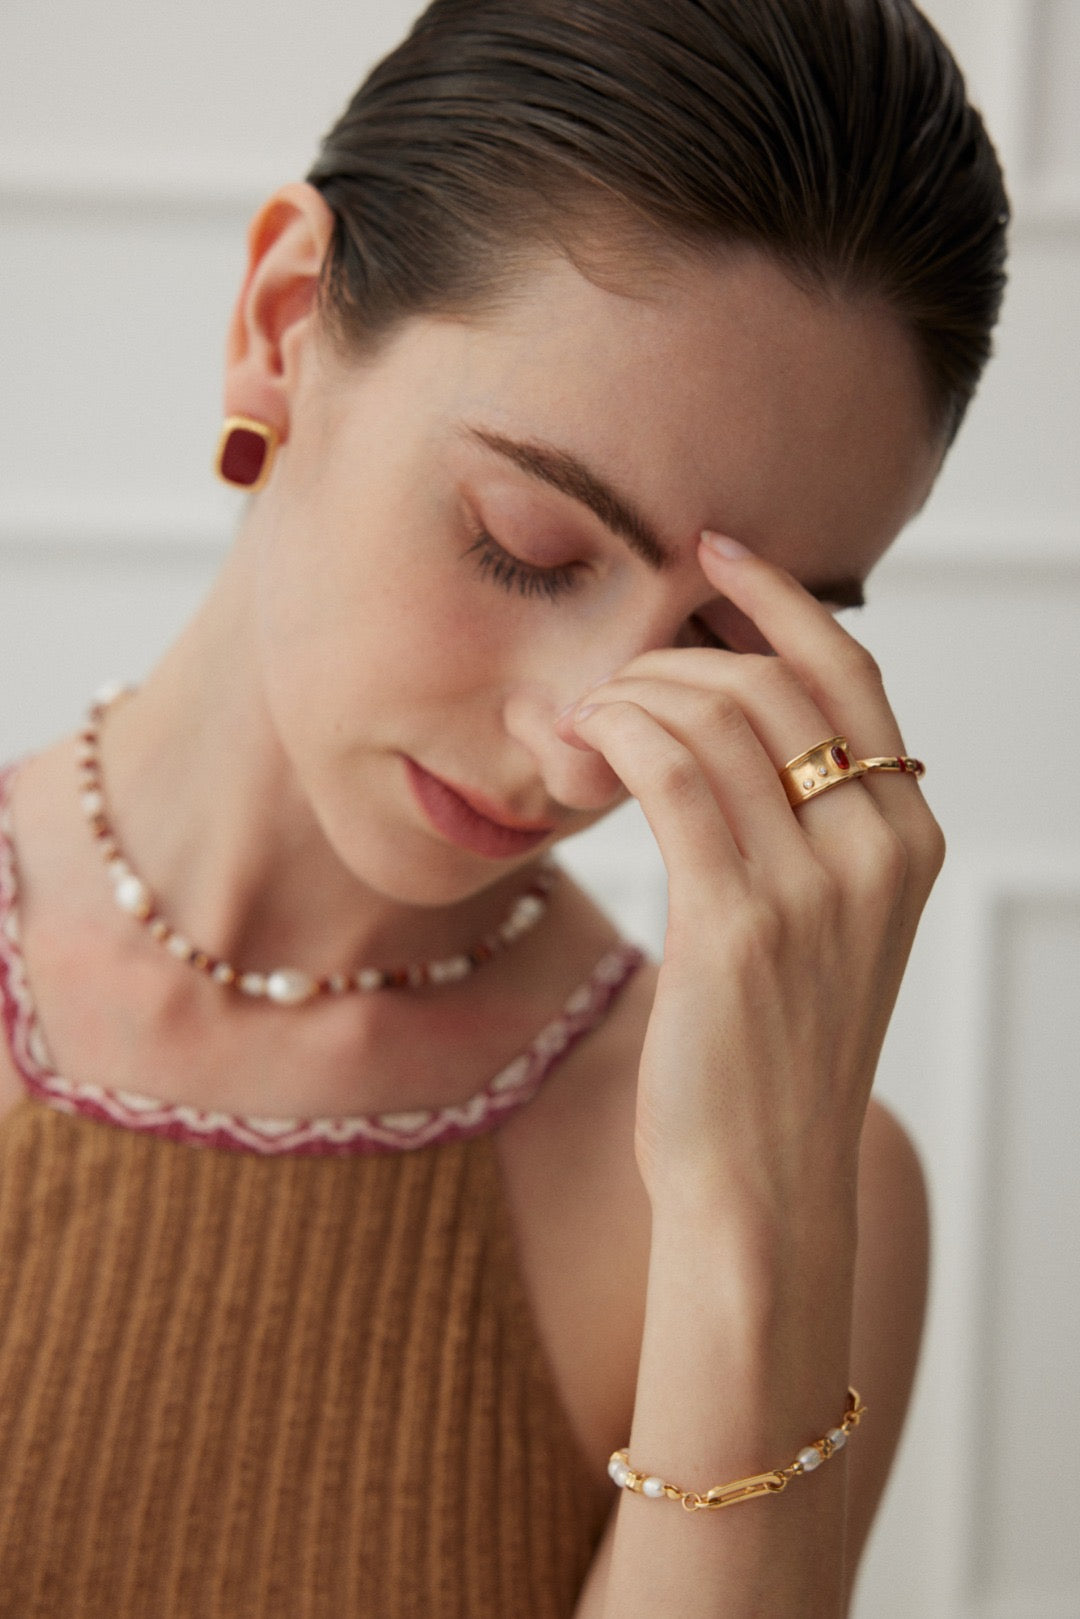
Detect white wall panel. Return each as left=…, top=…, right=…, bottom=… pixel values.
left=1026, top=0, right=1080, bottom=213
left=0, top=543, right=221, bottom=757
left=0, top=0, right=421, bottom=190
left=919, top=0, right=1030, bottom=183
left=902, top=235, right=1080, bottom=542
left=967, top=882, right=1080, bottom=1614
left=0, top=201, right=246, bottom=538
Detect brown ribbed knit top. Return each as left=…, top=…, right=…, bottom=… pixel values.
left=0, top=762, right=643, bottom=1618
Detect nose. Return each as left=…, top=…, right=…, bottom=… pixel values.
left=502, top=687, right=627, bottom=815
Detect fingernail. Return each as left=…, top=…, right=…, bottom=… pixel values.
left=702, top=531, right=751, bottom=560
left=574, top=703, right=598, bottom=722
left=557, top=671, right=617, bottom=720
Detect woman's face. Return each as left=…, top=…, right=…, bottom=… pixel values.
left=249, top=243, right=942, bottom=907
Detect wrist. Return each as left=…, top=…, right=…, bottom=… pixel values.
left=647, top=1173, right=859, bottom=1283
left=644, top=1196, right=858, bottom=1409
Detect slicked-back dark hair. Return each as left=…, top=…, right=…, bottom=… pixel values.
left=307, top=0, right=1008, bottom=442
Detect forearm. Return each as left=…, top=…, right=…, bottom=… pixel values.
left=597, top=1197, right=859, bottom=1618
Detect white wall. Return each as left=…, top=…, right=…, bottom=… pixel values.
left=1, top=4, right=1077, bottom=1614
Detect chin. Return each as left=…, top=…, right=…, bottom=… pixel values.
left=328, top=808, right=538, bottom=909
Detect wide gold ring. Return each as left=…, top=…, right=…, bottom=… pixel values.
left=779, top=737, right=865, bottom=809
left=855, top=755, right=926, bottom=779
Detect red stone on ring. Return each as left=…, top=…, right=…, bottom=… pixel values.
left=830, top=744, right=851, bottom=771
left=220, top=425, right=270, bottom=487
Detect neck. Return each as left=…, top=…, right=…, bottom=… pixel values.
left=92, top=530, right=550, bottom=983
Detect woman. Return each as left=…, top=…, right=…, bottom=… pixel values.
left=0, top=1, right=1007, bottom=1614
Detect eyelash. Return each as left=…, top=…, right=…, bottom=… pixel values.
left=463, top=528, right=581, bottom=602
left=463, top=527, right=732, bottom=650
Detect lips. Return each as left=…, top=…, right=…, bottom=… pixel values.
left=428, top=770, right=555, bottom=832
left=403, top=757, right=556, bottom=859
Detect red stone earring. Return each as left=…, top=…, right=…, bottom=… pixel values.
left=214, top=416, right=279, bottom=491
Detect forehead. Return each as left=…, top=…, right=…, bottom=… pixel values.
left=437, top=246, right=942, bottom=581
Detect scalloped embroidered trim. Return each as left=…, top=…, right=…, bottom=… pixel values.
left=0, top=760, right=644, bottom=1156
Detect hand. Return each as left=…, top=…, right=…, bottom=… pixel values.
left=569, top=535, right=945, bottom=1224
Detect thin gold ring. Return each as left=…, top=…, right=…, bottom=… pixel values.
left=855, top=756, right=926, bottom=778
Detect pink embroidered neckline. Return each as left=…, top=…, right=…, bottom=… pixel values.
left=0, top=760, right=644, bottom=1157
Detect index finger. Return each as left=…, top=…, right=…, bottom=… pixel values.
left=697, top=532, right=907, bottom=760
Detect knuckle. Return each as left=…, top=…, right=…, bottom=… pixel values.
left=911, top=812, right=947, bottom=886
left=849, top=820, right=909, bottom=899
left=747, top=653, right=799, bottom=694
left=840, top=640, right=884, bottom=689
left=876, top=825, right=911, bottom=891
left=650, top=745, right=700, bottom=803
left=699, top=689, right=746, bottom=737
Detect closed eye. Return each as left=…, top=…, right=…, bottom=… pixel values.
left=463, top=529, right=582, bottom=601
left=464, top=526, right=735, bottom=650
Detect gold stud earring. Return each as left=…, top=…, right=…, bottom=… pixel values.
left=214, top=416, right=279, bottom=491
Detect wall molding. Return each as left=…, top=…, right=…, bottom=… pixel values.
left=0, top=509, right=232, bottom=558
left=0, top=154, right=283, bottom=218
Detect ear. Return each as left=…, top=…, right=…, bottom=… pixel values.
left=222, top=181, right=337, bottom=443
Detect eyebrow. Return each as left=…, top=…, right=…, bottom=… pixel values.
left=461, top=424, right=866, bottom=608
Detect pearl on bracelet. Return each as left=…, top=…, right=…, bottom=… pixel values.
left=607, top=1389, right=866, bottom=1512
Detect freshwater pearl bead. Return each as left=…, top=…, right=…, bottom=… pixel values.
left=642, top=1476, right=666, bottom=1498
left=265, top=969, right=317, bottom=1005
left=611, top=1461, right=631, bottom=1488
left=797, top=1446, right=823, bottom=1471
left=826, top=1428, right=847, bottom=1450
left=115, top=873, right=152, bottom=917
left=79, top=685, right=557, bottom=1005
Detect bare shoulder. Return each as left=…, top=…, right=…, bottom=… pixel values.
left=845, top=1098, right=931, bottom=1582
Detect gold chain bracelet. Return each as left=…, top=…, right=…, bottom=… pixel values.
left=607, top=1387, right=866, bottom=1512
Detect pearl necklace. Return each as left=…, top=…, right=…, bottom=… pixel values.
left=76, top=683, right=558, bottom=1006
